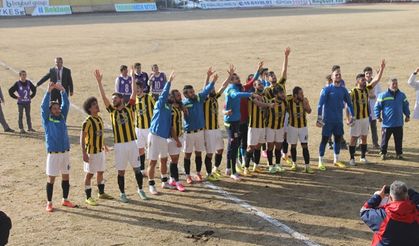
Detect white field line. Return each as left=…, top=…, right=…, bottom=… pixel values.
left=1, top=58, right=320, bottom=246
left=205, top=182, right=321, bottom=246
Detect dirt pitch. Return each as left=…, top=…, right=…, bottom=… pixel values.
left=0, top=4, right=419, bottom=246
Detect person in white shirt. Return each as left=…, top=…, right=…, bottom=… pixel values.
left=365, top=66, right=382, bottom=149
left=407, top=67, right=419, bottom=120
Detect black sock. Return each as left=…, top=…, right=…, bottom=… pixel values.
left=61, top=180, right=70, bottom=200
left=134, top=169, right=143, bottom=189
left=161, top=176, right=168, bottom=183
left=254, top=150, right=261, bottom=165
left=275, top=149, right=282, bottom=164
left=140, top=154, right=146, bottom=171
left=205, top=156, right=212, bottom=175
left=291, top=147, right=297, bottom=162
left=245, top=151, right=252, bottom=168
left=85, top=188, right=92, bottom=199
left=349, top=145, right=356, bottom=159
left=195, top=156, right=202, bottom=173
left=215, top=153, right=222, bottom=168
left=46, top=182, right=53, bottom=202
left=231, top=159, right=237, bottom=174
left=117, top=175, right=125, bottom=193
left=303, top=148, right=310, bottom=165
left=361, top=144, right=367, bottom=158
left=262, top=143, right=267, bottom=151
left=98, top=184, right=105, bottom=194
left=184, top=158, right=191, bottom=175
left=148, top=179, right=155, bottom=186
left=170, top=163, right=179, bottom=181
left=267, top=150, right=273, bottom=165
left=282, top=140, right=289, bottom=154
left=226, top=158, right=231, bottom=169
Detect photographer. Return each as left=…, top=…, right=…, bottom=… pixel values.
left=360, top=181, right=419, bottom=246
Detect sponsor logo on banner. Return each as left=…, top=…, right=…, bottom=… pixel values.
left=309, top=0, right=345, bottom=4
left=115, top=3, right=157, bottom=12
left=31, top=5, right=72, bottom=16
left=0, top=7, right=25, bottom=16
left=3, top=0, right=49, bottom=8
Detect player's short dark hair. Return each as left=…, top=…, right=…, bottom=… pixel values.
left=356, top=73, right=365, bottom=80
left=152, top=64, right=158, bottom=69
left=171, top=89, right=180, bottom=97
left=136, top=81, right=144, bottom=88
left=273, top=85, right=284, bottom=95
left=183, top=85, right=194, bottom=95
left=49, top=100, right=60, bottom=109
left=262, top=68, right=269, bottom=73
left=325, top=74, right=332, bottom=81
left=332, top=65, right=340, bottom=72
left=134, top=62, right=141, bottom=67
left=83, top=97, right=98, bottom=115
left=19, top=70, right=26, bottom=76
left=120, top=65, right=128, bottom=72
left=293, top=86, right=303, bottom=96
left=268, top=71, right=275, bottom=76
left=112, top=92, right=124, bottom=99
left=363, top=66, right=373, bottom=73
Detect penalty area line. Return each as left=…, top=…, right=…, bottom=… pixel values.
left=204, top=182, right=321, bottom=246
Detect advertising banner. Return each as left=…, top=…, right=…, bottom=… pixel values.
left=115, top=3, right=157, bottom=12
left=2, top=0, right=49, bottom=8
left=31, top=5, right=72, bottom=16
left=0, top=7, right=25, bottom=16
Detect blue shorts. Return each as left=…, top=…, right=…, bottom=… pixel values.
left=322, top=122, right=344, bottom=137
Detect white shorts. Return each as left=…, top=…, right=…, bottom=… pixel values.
left=183, top=130, right=205, bottom=153
left=266, top=128, right=285, bottom=143
left=84, top=152, right=106, bottom=174
left=147, top=133, right=168, bottom=160
left=168, top=135, right=184, bottom=156
left=46, top=151, right=70, bottom=176
left=287, top=126, right=308, bottom=145
left=350, top=118, right=370, bottom=137
left=204, top=129, right=224, bottom=154
left=114, top=141, right=139, bottom=171
left=135, top=128, right=150, bottom=149
left=247, top=127, right=266, bottom=146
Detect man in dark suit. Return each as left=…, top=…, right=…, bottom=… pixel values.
left=36, top=57, right=73, bottom=103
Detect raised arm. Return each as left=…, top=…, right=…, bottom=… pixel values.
left=130, top=66, right=137, bottom=102
left=205, top=67, right=215, bottom=86
left=55, top=83, right=69, bottom=119
left=243, top=61, right=264, bottom=91
left=368, top=59, right=386, bottom=89
left=94, top=69, right=111, bottom=108
left=303, top=97, right=312, bottom=114
left=407, top=67, right=419, bottom=89
left=199, top=73, right=217, bottom=99
left=280, top=47, right=291, bottom=80
left=156, top=71, right=175, bottom=109
left=41, top=82, right=55, bottom=122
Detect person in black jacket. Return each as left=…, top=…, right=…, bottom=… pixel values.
left=0, top=210, right=11, bottom=245
left=36, top=57, right=73, bottom=104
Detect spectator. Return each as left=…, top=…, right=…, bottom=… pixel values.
left=36, top=57, right=73, bottom=104
left=133, top=62, right=149, bottom=93
left=407, top=67, right=419, bottom=120
left=374, top=78, right=410, bottom=160
left=114, top=65, right=132, bottom=103
left=0, top=84, right=14, bottom=132
left=0, top=210, right=12, bottom=246
left=149, top=64, right=167, bottom=101
left=360, top=181, right=419, bottom=246
left=8, top=70, right=37, bottom=133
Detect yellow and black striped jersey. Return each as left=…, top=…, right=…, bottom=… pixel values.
left=248, top=95, right=268, bottom=128
left=106, top=102, right=137, bottom=143
left=135, top=94, right=155, bottom=129
left=351, top=85, right=373, bottom=120
left=266, top=98, right=287, bottom=129
left=287, top=96, right=308, bottom=128
left=204, top=93, right=221, bottom=130
left=171, top=106, right=183, bottom=138
left=82, top=115, right=104, bottom=154
left=263, top=77, right=287, bottom=99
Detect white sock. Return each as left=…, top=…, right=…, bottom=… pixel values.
left=319, top=156, right=324, bottom=163
left=334, top=154, right=339, bottom=163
